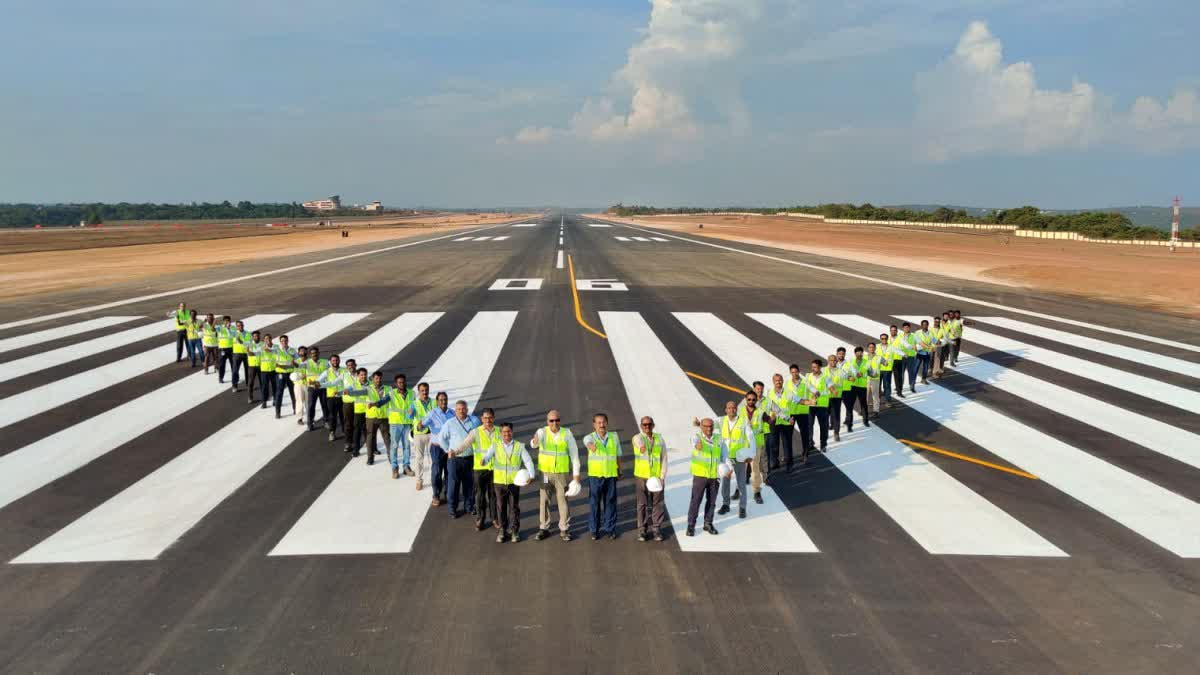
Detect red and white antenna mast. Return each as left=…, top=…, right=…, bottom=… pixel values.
left=1171, top=196, right=1181, bottom=251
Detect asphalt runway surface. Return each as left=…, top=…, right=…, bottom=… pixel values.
left=0, top=214, right=1198, bottom=674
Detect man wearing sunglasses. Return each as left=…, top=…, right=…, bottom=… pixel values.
left=529, top=410, right=580, bottom=542
left=632, top=416, right=667, bottom=542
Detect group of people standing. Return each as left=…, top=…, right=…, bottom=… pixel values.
left=168, top=301, right=967, bottom=542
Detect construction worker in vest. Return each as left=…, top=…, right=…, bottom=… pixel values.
left=185, top=310, right=202, bottom=368
left=408, top=382, right=433, bottom=492
left=764, top=374, right=793, bottom=472
left=437, top=400, right=479, bottom=519
left=714, top=401, right=756, bottom=519
left=417, top=391, right=452, bottom=505
left=805, top=359, right=831, bottom=453
left=876, top=334, right=894, bottom=405
left=844, top=346, right=871, bottom=432
left=742, top=390, right=768, bottom=503
left=787, top=363, right=814, bottom=459
left=273, top=334, right=299, bottom=419
left=257, top=334, right=277, bottom=408
left=229, top=319, right=249, bottom=393
left=898, top=322, right=919, bottom=393
left=826, top=352, right=844, bottom=442
left=293, top=346, right=311, bottom=426
left=529, top=409, right=581, bottom=542
left=316, top=354, right=344, bottom=441
left=915, top=319, right=935, bottom=385
left=168, top=302, right=189, bottom=363
left=302, top=346, right=328, bottom=431
left=453, top=407, right=500, bottom=530
left=582, top=412, right=621, bottom=541
left=478, top=422, right=535, bottom=543
left=687, top=418, right=727, bottom=537
left=385, top=374, right=415, bottom=479
left=888, top=324, right=907, bottom=398
left=216, top=315, right=235, bottom=386
left=337, top=359, right=359, bottom=452
left=200, top=313, right=218, bottom=374
left=866, top=342, right=883, bottom=416
left=341, top=367, right=370, bottom=455
left=361, top=370, right=392, bottom=466
left=628, top=421, right=666, bottom=544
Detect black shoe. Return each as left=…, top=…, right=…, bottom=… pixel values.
left=686, top=528, right=695, bottom=537
left=703, top=524, right=718, bottom=535
left=717, top=504, right=730, bottom=515
left=754, top=492, right=763, bottom=504
left=637, top=532, right=648, bottom=542
left=739, top=508, right=747, bottom=519
left=653, top=532, right=664, bottom=542
left=535, top=529, right=549, bottom=541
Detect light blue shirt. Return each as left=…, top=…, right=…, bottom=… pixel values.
left=436, top=414, right=480, bottom=456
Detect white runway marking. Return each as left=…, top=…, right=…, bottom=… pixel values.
left=680, top=313, right=1062, bottom=556
left=0, top=313, right=348, bottom=514
left=975, top=316, right=1200, bottom=379
left=600, top=312, right=819, bottom=553
left=0, top=224, right=510, bottom=331
left=271, top=311, right=517, bottom=556
left=0, top=316, right=141, bottom=355
left=751, top=312, right=1200, bottom=558
left=897, top=316, right=1200, bottom=414
left=12, top=313, right=382, bottom=563
left=607, top=220, right=1200, bottom=354
left=615, top=236, right=631, bottom=242
left=0, top=315, right=288, bottom=430
left=0, top=319, right=175, bottom=383
left=556, top=250, right=564, bottom=269
left=825, top=314, right=1200, bottom=471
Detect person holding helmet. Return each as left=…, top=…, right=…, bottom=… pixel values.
left=453, top=407, right=502, bottom=531
left=632, top=416, right=667, bottom=542
left=478, top=422, right=535, bottom=543
left=582, top=412, right=621, bottom=541
left=715, top=400, right=756, bottom=519
left=529, top=409, right=580, bottom=542
left=688, top=417, right=728, bottom=536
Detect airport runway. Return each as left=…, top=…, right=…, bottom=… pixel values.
left=0, top=214, right=1198, bottom=674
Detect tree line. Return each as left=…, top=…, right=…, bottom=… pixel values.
left=0, top=202, right=410, bottom=227
left=606, top=203, right=1199, bottom=241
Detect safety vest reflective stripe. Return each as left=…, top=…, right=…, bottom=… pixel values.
left=473, top=427, right=501, bottom=470
left=387, top=390, right=414, bottom=424
left=493, top=442, right=525, bottom=485
left=633, top=433, right=664, bottom=479
left=586, top=433, right=619, bottom=478
left=538, top=427, right=571, bottom=474
left=411, top=398, right=431, bottom=434
left=691, top=436, right=720, bottom=479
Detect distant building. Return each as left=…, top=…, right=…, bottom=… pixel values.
left=302, top=196, right=341, bottom=211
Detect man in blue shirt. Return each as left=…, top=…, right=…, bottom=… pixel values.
left=417, top=392, right=452, bottom=507
left=436, top=400, right=480, bottom=519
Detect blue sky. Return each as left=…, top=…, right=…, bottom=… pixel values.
left=1, top=0, right=1196, bottom=208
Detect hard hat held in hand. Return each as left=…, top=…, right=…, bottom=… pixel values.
left=646, top=476, right=663, bottom=493
left=565, top=479, right=582, bottom=497
left=514, top=469, right=531, bottom=487
left=717, top=462, right=733, bottom=478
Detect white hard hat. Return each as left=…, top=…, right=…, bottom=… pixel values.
left=717, top=462, right=733, bottom=478
left=514, top=469, right=531, bottom=487
left=646, top=476, right=663, bottom=493
left=565, top=479, right=582, bottom=497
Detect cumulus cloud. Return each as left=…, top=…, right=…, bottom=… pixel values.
left=915, top=20, right=1200, bottom=160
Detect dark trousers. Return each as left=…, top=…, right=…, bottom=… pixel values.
left=846, top=387, right=868, bottom=429
left=217, top=348, right=234, bottom=383
left=494, top=483, right=521, bottom=534
left=809, top=406, right=829, bottom=450
left=326, top=396, right=343, bottom=433
left=687, top=476, right=719, bottom=529
left=175, top=330, right=187, bottom=361
left=341, top=401, right=357, bottom=448
left=635, top=478, right=666, bottom=535
left=274, top=374, right=296, bottom=413
left=588, top=476, right=618, bottom=535
left=793, top=412, right=813, bottom=450
left=474, top=469, right=494, bottom=525
left=829, top=396, right=842, bottom=431
left=306, top=388, right=326, bottom=428
left=363, top=417, right=390, bottom=460
left=893, top=359, right=906, bottom=394
left=259, top=370, right=276, bottom=406
left=880, top=369, right=893, bottom=400
left=951, top=338, right=962, bottom=364
left=768, top=425, right=793, bottom=469
left=447, top=456, right=473, bottom=513
left=430, top=444, right=448, bottom=499
left=246, top=365, right=260, bottom=400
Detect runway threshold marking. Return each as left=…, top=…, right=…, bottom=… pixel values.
left=271, top=311, right=517, bottom=556
left=602, top=219, right=1200, bottom=355
left=750, top=312, right=1200, bottom=558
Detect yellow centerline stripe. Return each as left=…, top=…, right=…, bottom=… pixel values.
left=899, top=439, right=1038, bottom=480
